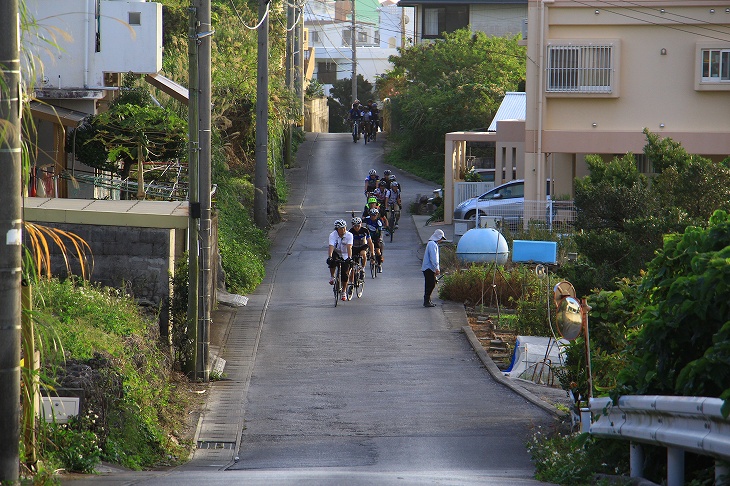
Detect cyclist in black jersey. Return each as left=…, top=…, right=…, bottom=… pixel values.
left=349, top=217, right=374, bottom=272
left=365, top=208, right=385, bottom=268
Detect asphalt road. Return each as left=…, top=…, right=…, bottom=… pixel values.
left=62, top=133, right=558, bottom=485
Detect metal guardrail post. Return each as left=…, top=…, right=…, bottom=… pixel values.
left=667, top=447, right=684, bottom=486
left=630, top=442, right=644, bottom=479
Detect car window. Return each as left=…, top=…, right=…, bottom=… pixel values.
left=498, top=183, right=523, bottom=199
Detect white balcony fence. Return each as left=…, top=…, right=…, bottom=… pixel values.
left=590, top=395, right=730, bottom=486
left=454, top=181, right=494, bottom=205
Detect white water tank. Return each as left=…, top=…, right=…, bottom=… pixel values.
left=456, top=228, right=509, bottom=264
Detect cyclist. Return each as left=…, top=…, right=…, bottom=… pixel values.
left=364, top=169, right=379, bottom=196
left=367, top=100, right=380, bottom=132
left=374, top=180, right=389, bottom=207
left=382, top=170, right=392, bottom=188
left=327, top=219, right=353, bottom=301
left=348, top=102, right=363, bottom=139
left=388, top=173, right=402, bottom=193
left=364, top=208, right=385, bottom=270
left=349, top=216, right=374, bottom=279
left=362, top=195, right=380, bottom=218
left=361, top=105, right=372, bottom=140
left=387, top=180, right=402, bottom=228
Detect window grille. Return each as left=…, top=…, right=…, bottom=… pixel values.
left=702, top=49, right=730, bottom=82
left=547, top=44, right=613, bottom=93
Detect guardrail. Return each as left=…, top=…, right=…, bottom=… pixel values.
left=590, top=395, right=730, bottom=486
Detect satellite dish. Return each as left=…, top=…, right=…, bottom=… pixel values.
left=535, top=264, right=546, bottom=278
left=556, top=296, right=583, bottom=341
left=404, top=15, right=410, bottom=24
left=553, top=281, right=576, bottom=308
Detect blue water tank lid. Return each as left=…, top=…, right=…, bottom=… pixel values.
left=512, top=240, right=557, bottom=264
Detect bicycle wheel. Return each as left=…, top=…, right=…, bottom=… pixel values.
left=356, top=268, right=364, bottom=297
left=370, top=258, right=376, bottom=279
left=333, top=267, right=340, bottom=306
left=346, top=283, right=354, bottom=300
left=352, top=123, right=358, bottom=143
left=364, top=128, right=368, bottom=145
left=389, top=214, right=395, bottom=242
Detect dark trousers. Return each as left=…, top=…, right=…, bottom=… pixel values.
left=423, top=269, right=436, bottom=303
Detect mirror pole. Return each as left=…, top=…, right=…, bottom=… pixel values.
left=581, top=298, right=593, bottom=400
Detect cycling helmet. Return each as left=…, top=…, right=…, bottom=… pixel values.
left=389, top=174, right=396, bottom=181
left=383, top=170, right=391, bottom=177
left=368, top=169, right=377, bottom=176
left=351, top=217, right=362, bottom=225
left=367, top=196, right=378, bottom=204
left=369, top=208, right=379, bottom=215
left=334, top=219, right=347, bottom=229
left=390, top=181, right=399, bottom=188
left=378, top=180, right=387, bottom=187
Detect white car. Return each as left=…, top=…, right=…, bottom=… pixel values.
left=454, top=179, right=554, bottom=229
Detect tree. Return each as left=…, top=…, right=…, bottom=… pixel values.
left=565, top=131, right=730, bottom=294
left=70, top=90, right=187, bottom=198
left=380, top=29, right=526, bottom=180
left=615, top=210, right=730, bottom=417
left=327, top=75, right=373, bottom=133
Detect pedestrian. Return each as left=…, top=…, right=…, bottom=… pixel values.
left=422, top=229, right=446, bottom=307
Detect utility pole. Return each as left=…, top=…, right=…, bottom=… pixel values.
left=196, top=0, right=213, bottom=382
left=0, top=0, right=22, bottom=481
left=284, top=3, right=294, bottom=167
left=186, top=4, right=200, bottom=378
left=254, top=0, right=269, bottom=229
left=351, top=0, right=357, bottom=103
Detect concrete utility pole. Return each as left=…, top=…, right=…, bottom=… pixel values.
left=186, top=4, right=200, bottom=377
left=351, top=0, right=357, bottom=103
left=284, top=4, right=294, bottom=167
left=0, top=0, right=22, bottom=481
left=254, top=0, right=269, bottom=229
left=196, top=0, right=213, bottom=382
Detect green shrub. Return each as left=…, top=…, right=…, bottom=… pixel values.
left=528, top=429, right=629, bottom=485
left=42, top=415, right=102, bottom=474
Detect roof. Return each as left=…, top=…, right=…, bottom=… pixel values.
left=398, top=0, right=526, bottom=6
left=145, top=74, right=189, bottom=105
left=487, top=92, right=525, bottom=132
left=23, top=198, right=190, bottom=229
left=29, top=101, right=88, bottom=127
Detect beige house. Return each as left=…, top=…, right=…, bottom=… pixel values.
left=523, top=0, right=730, bottom=203
left=444, top=1, right=730, bottom=224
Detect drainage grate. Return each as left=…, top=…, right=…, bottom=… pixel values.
left=197, top=441, right=236, bottom=450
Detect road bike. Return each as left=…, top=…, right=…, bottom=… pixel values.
left=388, top=203, right=401, bottom=242
left=352, top=119, right=360, bottom=143
left=332, top=263, right=342, bottom=306
left=346, top=255, right=365, bottom=299
left=369, top=250, right=381, bottom=279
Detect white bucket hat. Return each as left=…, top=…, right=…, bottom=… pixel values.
left=429, top=229, right=446, bottom=241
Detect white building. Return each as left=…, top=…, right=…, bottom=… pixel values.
left=305, top=0, right=414, bottom=96
left=22, top=0, right=184, bottom=199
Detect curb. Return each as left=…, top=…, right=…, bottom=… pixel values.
left=461, top=325, right=563, bottom=419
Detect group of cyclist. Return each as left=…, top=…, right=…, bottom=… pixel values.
left=327, top=169, right=403, bottom=301
left=348, top=99, right=380, bottom=143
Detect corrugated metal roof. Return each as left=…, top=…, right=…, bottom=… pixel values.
left=399, top=0, right=525, bottom=6
left=487, top=92, right=525, bottom=132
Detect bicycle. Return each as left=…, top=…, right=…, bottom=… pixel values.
left=388, top=203, right=401, bottom=242
left=363, top=120, right=370, bottom=145
left=332, top=263, right=342, bottom=306
left=351, top=119, right=359, bottom=143
left=368, top=249, right=382, bottom=279
left=346, top=254, right=365, bottom=299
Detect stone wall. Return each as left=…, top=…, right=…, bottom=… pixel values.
left=44, top=222, right=186, bottom=326
left=304, top=97, right=329, bottom=133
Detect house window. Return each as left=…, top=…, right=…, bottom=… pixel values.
left=343, top=29, right=351, bottom=46
left=422, top=5, right=468, bottom=39
left=317, top=62, right=337, bottom=84
left=357, top=31, right=368, bottom=44
left=702, top=49, right=730, bottom=82
left=310, top=31, right=319, bottom=43
left=546, top=44, right=614, bottom=94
